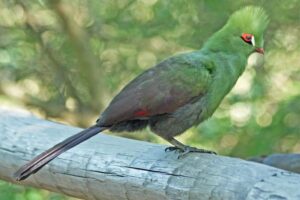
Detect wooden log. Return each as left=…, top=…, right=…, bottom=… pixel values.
left=0, top=106, right=300, bottom=200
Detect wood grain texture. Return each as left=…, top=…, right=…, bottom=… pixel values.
left=0, top=106, right=300, bottom=200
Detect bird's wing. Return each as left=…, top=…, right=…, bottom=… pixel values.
left=99, top=53, right=213, bottom=126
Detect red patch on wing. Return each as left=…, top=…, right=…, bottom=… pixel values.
left=134, top=108, right=149, bottom=117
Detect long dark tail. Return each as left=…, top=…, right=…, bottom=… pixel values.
left=14, top=125, right=105, bottom=181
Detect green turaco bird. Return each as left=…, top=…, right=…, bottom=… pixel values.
left=15, top=6, right=269, bottom=181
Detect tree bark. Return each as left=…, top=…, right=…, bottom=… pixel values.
left=0, top=106, right=300, bottom=200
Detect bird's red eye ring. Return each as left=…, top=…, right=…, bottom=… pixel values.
left=241, top=33, right=254, bottom=46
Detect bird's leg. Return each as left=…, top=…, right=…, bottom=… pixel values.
left=165, top=137, right=217, bottom=158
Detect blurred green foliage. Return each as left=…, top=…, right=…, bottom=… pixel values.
left=0, top=0, right=300, bottom=199
left=0, top=180, right=71, bottom=200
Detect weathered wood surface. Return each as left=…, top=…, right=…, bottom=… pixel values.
left=0, top=106, right=300, bottom=200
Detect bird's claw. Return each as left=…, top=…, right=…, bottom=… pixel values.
left=165, top=146, right=183, bottom=153
left=165, top=146, right=217, bottom=159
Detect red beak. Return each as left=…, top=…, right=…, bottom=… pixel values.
left=255, top=48, right=264, bottom=54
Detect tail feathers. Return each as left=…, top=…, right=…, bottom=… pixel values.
left=14, top=125, right=105, bottom=181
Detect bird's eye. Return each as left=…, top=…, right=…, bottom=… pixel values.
left=241, top=33, right=255, bottom=46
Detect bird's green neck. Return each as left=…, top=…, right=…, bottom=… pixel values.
left=200, top=50, right=248, bottom=120
left=198, top=27, right=251, bottom=120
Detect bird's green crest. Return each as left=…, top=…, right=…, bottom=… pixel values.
left=227, top=6, right=269, bottom=37
left=204, top=6, right=269, bottom=54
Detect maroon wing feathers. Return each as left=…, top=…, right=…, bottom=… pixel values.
left=99, top=57, right=209, bottom=126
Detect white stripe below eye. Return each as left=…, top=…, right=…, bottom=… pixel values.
left=251, top=36, right=255, bottom=46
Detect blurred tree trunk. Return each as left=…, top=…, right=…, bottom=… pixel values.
left=51, top=0, right=105, bottom=110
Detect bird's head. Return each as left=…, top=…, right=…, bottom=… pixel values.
left=226, top=6, right=269, bottom=55
left=204, top=6, right=269, bottom=56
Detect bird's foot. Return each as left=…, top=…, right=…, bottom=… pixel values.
left=165, top=146, right=216, bottom=159
left=178, top=146, right=217, bottom=159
